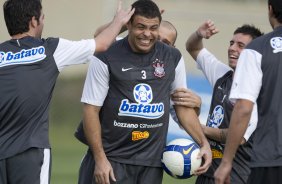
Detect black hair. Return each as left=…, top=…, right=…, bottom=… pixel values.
left=233, top=24, right=264, bottom=40
left=130, top=0, right=162, bottom=23
left=268, top=0, right=282, bottom=23
left=3, top=0, right=42, bottom=36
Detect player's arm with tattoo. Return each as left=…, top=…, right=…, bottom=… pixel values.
left=201, top=125, right=246, bottom=144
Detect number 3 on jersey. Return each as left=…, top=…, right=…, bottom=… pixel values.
left=141, top=70, right=146, bottom=79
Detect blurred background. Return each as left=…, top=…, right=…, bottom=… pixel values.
left=0, top=0, right=270, bottom=183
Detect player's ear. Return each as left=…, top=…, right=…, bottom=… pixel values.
left=30, top=16, right=38, bottom=28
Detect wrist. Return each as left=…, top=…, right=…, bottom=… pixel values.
left=195, top=30, right=203, bottom=38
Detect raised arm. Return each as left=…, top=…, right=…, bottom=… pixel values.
left=186, top=20, right=219, bottom=60
left=94, top=23, right=127, bottom=38
left=94, top=0, right=134, bottom=53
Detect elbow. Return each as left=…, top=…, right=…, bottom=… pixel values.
left=96, top=43, right=111, bottom=53
left=185, top=43, right=198, bottom=61
left=234, top=99, right=254, bottom=117
left=185, top=42, right=193, bottom=54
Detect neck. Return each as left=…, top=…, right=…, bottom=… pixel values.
left=12, top=32, right=33, bottom=40
left=273, top=23, right=282, bottom=29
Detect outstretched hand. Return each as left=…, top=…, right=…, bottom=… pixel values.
left=113, top=0, right=135, bottom=26
left=197, top=20, right=219, bottom=39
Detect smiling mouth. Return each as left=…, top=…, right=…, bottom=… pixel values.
left=229, top=54, right=239, bottom=60
left=138, top=39, right=151, bottom=46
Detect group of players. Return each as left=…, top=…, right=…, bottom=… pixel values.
left=0, top=0, right=282, bottom=184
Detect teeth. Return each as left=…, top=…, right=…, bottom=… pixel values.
left=230, top=55, right=238, bottom=59
left=140, top=39, right=150, bottom=44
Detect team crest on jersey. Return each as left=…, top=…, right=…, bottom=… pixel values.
left=270, top=37, right=282, bottom=53
left=207, top=105, right=224, bottom=128
left=118, top=83, right=164, bottom=119
left=0, top=46, right=46, bottom=68
left=152, top=58, right=165, bottom=78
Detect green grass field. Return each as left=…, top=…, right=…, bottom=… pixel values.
left=49, top=76, right=196, bottom=184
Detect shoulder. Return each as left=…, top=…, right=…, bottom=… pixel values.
left=156, top=41, right=181, bottom=55
left=97, top=38, right=126, bottom=57
left=155, top=41, right=182, bottom=63
left=246, top=30, right=280, bottom=54
left=44, top=37, right=60, bottom=51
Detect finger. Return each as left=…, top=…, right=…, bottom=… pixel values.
left=117, top=0, right=122, bottom=12
left=104, top=173, right=110, bottom=184
left=173, top=88, right=188, bottom=93
left=213, top=28, right=220, bottom=34
left=110, top=169, right=116, bottom=182
left=129, top=7, right=135, bottom=16
left=95, top=175, right=100, bottom=184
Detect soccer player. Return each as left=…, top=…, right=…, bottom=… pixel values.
left=214, top=0, right=282, bottom=183
left=180, top=20, right=262, bottom=184
left=78, top=0, right=212, bottom=184
left=0, top=0, right=134, bottom=183
left=74, top=19, right=202, bottom=145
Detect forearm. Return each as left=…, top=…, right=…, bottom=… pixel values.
left=83, top=104, right=106, bottom=160
left=94, top=23, right=111, bottom=38
left=221, top=100, right=253, bottom=164
left=94, top=19, right=123, bottom=53
left=94, top=22, right=127, bottom=38
left=202, top=126, right=228, bottom=143
left=202, top=126, right=246, bottom=144
left=175, top=105, right=208, bottom=147
left=185, top=31, right=203, bottom=60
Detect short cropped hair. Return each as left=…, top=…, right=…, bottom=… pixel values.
left=161, top=20, right=178, bottom=45
left=268, top=0, right=282, bottom=23
left=130, top=0, right=162, bottom=23
left=233, top=24, right=264, bottom=40
left=3, top=0, right=42, bottom=36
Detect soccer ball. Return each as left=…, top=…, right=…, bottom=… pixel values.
left=161, top=138, right=202, bottom=179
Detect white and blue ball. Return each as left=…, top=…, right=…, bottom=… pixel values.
left=161, top=138, right=202, bottom=179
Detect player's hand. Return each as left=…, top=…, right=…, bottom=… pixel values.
left=113, top=0, right=135, bottom=26
left=214, top=160, right=232, bottom=184
left=193, top=143, right=212, bottom=176
left=196, top=20, right=219, bottom=39
left=172, top=88, right=201, bottom=108
left=94, top=156, right=116, bottom=184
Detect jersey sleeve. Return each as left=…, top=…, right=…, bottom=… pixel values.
left=54, top=38, right=96, bottom=71
left=197, top=48, right=232, bottom=87
left=81, top=56, right=109, bottom=106
left=229, top=49, right=262, bottom=103
left=170, top=56, right=187, bottom=92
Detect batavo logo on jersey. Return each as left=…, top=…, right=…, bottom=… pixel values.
left=212, top=149, right=223, bottom=159
left=118, top=83, right=164, bottom=119
left=132, top=131, right=149, bottom=141
left=0, top=46, right=46, bottom=68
